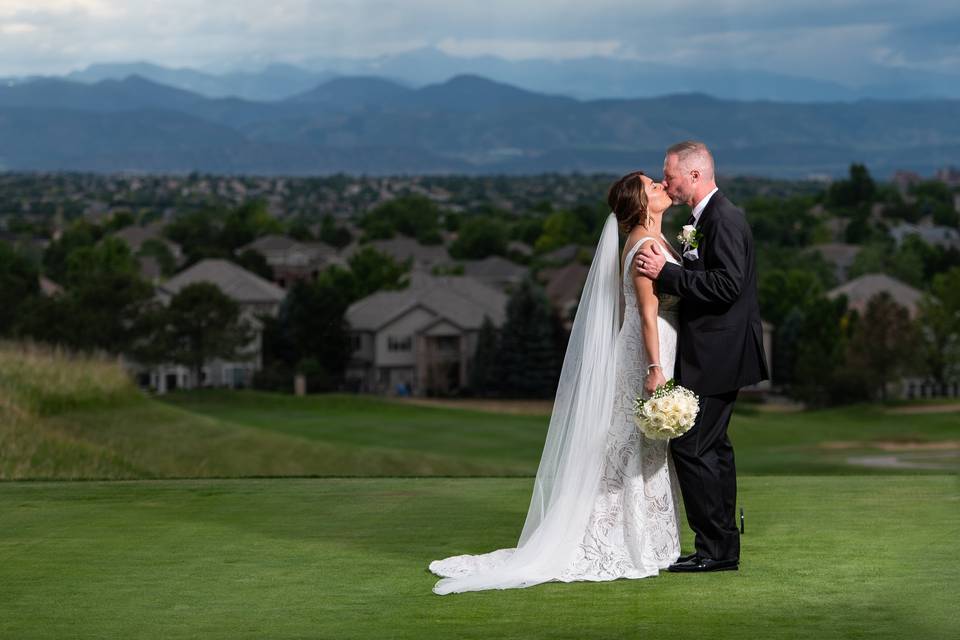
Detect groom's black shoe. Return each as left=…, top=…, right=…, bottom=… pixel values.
left=675, top=552, right=699, bottom=564
left=667, top=557, right=738, bottom=573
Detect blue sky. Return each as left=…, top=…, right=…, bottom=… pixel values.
left=1, top=0, right=958, bottom=85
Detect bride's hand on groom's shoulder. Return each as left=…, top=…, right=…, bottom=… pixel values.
left=635, top=243, right=666, bottom=280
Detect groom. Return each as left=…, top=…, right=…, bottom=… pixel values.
left=635, top=141, right=768, bottom=572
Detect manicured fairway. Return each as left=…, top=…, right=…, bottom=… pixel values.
left=1, top=475, right=957, bottom=639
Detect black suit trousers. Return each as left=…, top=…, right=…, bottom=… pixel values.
left=669, top=389, right=740, bottom=562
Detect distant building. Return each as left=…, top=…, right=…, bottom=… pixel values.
left=133, top=259, right=286, bottom=393
left=808, top=243, right=862, bottom=283
left=238, top=234, right=343, bottom=288
left=888, top=222, right=960, bottom=251
left=113, top=222, right=183, bottom=263
left=892, top=170, right=922, bottom=195
left=339, top=234, right=453, bottom=272
left=460, top=255, right=530, bottom=292
left=935, top=166, right=960, bottom=188
left=827, top=273, right=924, bottom=318
left=538, top=263, right=589, bottom=330
left=344, top=272, right=507, bottom=396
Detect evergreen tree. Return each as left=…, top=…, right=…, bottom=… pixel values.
left=845, top=292, right=919, bottom=400
left=495, top=279, right=561, bottom=398
left=468, top=315, right=500, bottom=396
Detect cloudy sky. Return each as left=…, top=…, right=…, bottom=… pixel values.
left=1, top=0, right=958, bottom=85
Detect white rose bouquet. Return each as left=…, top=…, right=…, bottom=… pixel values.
left=632, top=379, right=700, bottom=440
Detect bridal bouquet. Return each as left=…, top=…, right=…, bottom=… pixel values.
left=632, top=380, right=700, bottom=440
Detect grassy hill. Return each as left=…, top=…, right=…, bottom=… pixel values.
left=2, top=343, right=958, bottom=480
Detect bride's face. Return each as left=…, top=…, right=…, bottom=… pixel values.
left=640, top=175, right=672, bottom=214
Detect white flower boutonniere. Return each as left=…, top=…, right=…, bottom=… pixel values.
left=677, top=225, right=703, bottom=249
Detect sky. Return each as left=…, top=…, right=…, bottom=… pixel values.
left=1, top=0, right=958, bottom=85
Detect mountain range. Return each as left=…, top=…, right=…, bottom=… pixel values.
left=8, top=49, right=960, bottom=103
left=0, top=73, right=958, bottom=177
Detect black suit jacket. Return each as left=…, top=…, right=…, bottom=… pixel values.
left=656, top=190, right=769, bottom=396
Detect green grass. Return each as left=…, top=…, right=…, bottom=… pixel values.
left=4, top=387, right=959, bottom=479
left=1, top=475, right=957, bottom=639
left=163, top=390, right=960, bottom=476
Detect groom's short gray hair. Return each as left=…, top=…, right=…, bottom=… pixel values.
left=666, top=140, right=715, bottom=179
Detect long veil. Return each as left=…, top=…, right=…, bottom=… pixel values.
left=430, top=212, right=622, bottom=595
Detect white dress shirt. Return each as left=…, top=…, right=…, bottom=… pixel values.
left=690, top=187, right=719, bottom=226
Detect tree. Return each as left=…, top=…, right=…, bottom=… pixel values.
left=151, top=283, right=254, bottom=386
left=790, top=296, right=850, bottom=406
left=917, top=267, right=960, bottom=386
left=468, top=316, right=500, bottom=396
left=0, top=242, right=39, bottom=335
left=235, top=249, right=273, bottom=281
left=827, top=163, right=876, bottom=209
left=138, top=238, right=177, bottom=276
left=318, top=214, right=352, bottom=248
left=344, top=246, right=410, bottom=299
left=759, top=269, right=825, bottom=327
left=23, top=238, right=154, bottom=352
left=449, top=217, right=508, bottom=259
left=534, top=210, right=587, bottom=253
left=495, top=279, right=562, bottom=398
left=42, top=220, right=103, bottom=283
left=845, top=292, right=919, bottom=400
left=359, top=195, right=443, bottom=245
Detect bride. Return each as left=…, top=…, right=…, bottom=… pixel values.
left=429, top=171, right=685, bottom=595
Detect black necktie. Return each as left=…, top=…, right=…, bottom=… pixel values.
left=686, top=213, right=696, bottom=227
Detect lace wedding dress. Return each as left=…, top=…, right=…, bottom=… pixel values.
left=429, top=228, right=682, bottom=594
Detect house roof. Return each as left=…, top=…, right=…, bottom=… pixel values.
left=809, top=243, right=861, bottom=265
left=161, top=259, right=286, bottom=304
left=827, top=273, right=924, bottom=317
left=340, top=234, right=452, bottom=266
left=113, top=222, right=179, bottom=253
left=540, top=262, right=589, bottom=307
left=345, top=272, right=507, bottom=332
left=240, top=234, right=299, bottom=253
left=461, top=255, right=529, bottom=280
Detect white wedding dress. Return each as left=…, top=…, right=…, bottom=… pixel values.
left=429, top=227, right=683, bottom=594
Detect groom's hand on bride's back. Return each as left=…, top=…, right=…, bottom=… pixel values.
left=635, top=243, right=666, bottom=280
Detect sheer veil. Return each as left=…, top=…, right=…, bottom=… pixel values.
left=431, top=212, right=622, bottom=595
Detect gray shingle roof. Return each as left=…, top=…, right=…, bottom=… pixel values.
left=161, top=259, right=286, bottom=304
left=827, top=273, right=924, bottom=317
left=461, top=255, right=529, bottom=280
left=339, top=235, right=452, bottom=266
left=345, top=272, right=507, bottom=332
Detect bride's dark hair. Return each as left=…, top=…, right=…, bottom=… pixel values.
left=607, top=171, right=650, bottom=233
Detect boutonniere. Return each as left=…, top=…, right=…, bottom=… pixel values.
left=677, top=225, right=703, bottom=249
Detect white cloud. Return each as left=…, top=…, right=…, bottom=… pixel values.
left=0, top=0, right=956, bottom=83
left=437, top=38, right=626, bottom=60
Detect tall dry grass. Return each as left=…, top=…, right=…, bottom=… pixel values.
left=0, top=341, right=144, bottom=479
left=0, top=341, right=139, bottom=416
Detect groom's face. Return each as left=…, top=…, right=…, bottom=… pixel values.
left=663, top=154, right=693, bottom=206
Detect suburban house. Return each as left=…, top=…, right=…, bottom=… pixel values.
left=339, top=235, right=453, bottom=271
left=888, top=222, right=960, bottom=251
left=132, top=259, right=286, bottom=393
left=808, top=243, right=862, bottom=283
left=238, top=234, right=343, bottom=288
left=113, top=222, right=184, bottom=261
left=460, top=255, right=530, bottom=292
left=826, top=273, right=952, bottom=398
left=827, top=273, right=924, bottom=318
left=344, top=272, right=507, bottom=396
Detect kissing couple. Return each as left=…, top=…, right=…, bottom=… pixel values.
left=430, top=140, right=768, bottom=595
